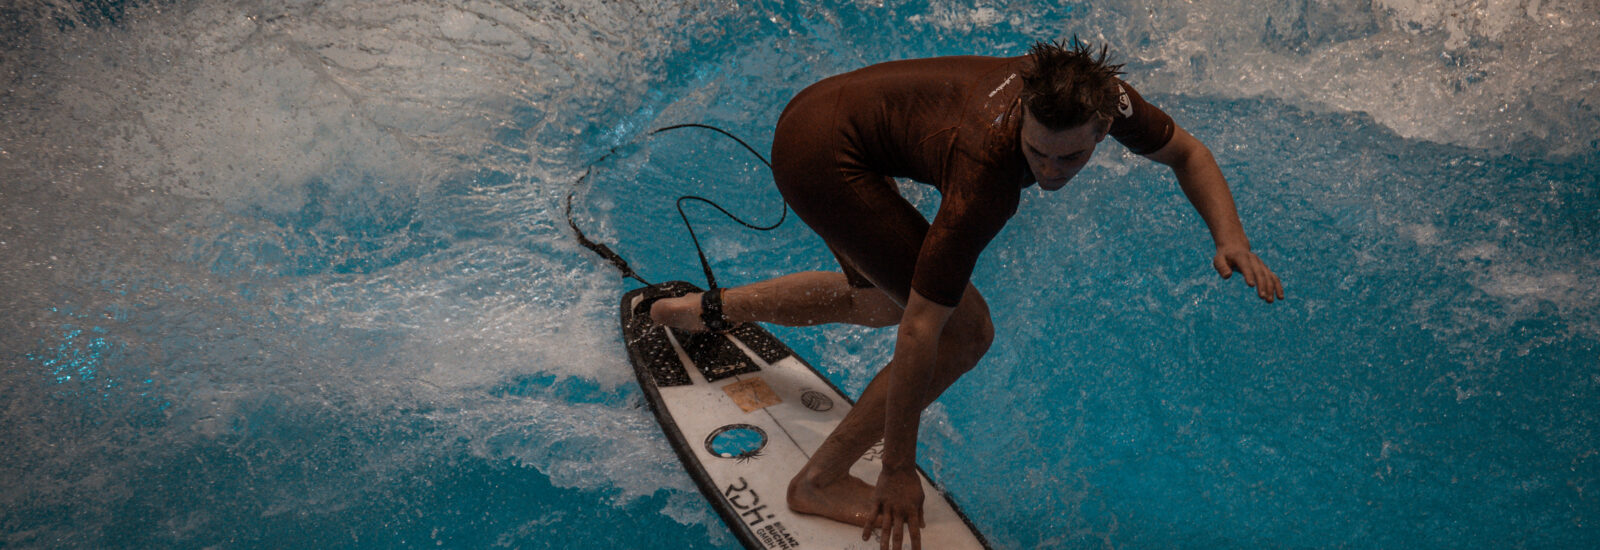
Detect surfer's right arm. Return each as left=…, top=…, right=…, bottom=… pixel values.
left=865, top=289, right=949, bottom=549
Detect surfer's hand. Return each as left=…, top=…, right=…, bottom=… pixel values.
left=648, top=293, right=709, bottom=332
left=864, top=466, right=925, bottom=550
left=1213, top=246, right=1284, bottom=303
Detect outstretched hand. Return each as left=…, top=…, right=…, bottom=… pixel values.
left=1213, top=246, right=1284, bottom=302
left=863, top=467, right=925, bottom=550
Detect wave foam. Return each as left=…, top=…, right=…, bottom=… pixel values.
left=910, top=0, right=1598, bottom=156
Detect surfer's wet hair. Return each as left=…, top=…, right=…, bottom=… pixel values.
left=1020, top=38, right=1126, bottom=130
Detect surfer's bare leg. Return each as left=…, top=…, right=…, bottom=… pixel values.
left=787, top=286, right=993, bottom=527
left=650, top=271, right=901, bottom=330
left=652, top=276, right=993, bottom=526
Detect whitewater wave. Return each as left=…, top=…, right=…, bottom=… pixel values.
left=914, top=0, right=1599, bottom=156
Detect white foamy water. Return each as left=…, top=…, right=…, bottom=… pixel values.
left=916, top=0, right=1599, bottom=155
left=2, top=0, right=731, bottom=544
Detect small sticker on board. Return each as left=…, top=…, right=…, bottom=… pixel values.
left=723, top=377, right=783, bottom=412
left=800, top=389, right=834, bottom=412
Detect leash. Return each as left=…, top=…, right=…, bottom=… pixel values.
left=564, top=123, right=786, bottom=291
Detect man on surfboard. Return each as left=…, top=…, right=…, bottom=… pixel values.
left=650, top=40, right=1284, bottom=549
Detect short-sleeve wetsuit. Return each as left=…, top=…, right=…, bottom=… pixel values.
left=770, top=55, right=1175, bottom=307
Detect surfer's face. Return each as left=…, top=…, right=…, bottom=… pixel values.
left=1020, top=111, right=1108, bottom=191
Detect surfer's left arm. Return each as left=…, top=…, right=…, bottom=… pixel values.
left=1144, top=124, right=1285, bottom=303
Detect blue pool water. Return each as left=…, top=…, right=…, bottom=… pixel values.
left=2, top=0, right=1597, bottom=548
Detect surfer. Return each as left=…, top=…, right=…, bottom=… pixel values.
left=650, top=40, right=1284, bottom=549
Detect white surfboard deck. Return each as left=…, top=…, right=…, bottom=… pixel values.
left=621, top=282, right=990, bottom=550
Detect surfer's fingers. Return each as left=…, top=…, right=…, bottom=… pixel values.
left=876, top=511, right=889, bottom=550
left=867, top=503, right=893, bottom=549
left=862, top=504, right=879, bottom=541
left=1241, top=262, right=1262, bottom=297
left=1212, top=253, right=1231, bottom=278
left=909, top=514, right=923, bottom=550
left=879, top=509, right=894, bottom=550
left=887, top=507, right=923, bottom=550
left=1255, top=265, right=1277, bottom=301
left=1260, top=261, right=1285, bottom=301
left=1243, top=256, right=1284, bottom=302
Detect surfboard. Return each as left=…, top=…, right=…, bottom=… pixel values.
left=621, top=281, right=992, bottom=550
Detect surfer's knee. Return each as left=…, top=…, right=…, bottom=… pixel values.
left=951, top=311, right=995, bottom=362
left=943, top=290, right=994, bottom=367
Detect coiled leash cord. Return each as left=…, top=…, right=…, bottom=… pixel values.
left=564, top=123, right=787, bottom=293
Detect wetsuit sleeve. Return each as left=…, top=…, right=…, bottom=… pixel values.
left=909, top=181, right=1019, bottom=307
left=1107, top=78, right=1176, bottom=155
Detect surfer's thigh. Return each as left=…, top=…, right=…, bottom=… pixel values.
left=771, top=92, right=927, bottom=307
left=773, top=166, right=928, bottom=308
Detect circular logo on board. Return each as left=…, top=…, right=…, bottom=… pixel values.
left=800, top=390, right=834, bottom=412
left=705, top=424, right=768, bottom=461
left=1116, top=84, right=1133, bottom=118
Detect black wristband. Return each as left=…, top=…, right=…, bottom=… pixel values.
left=700, top=288, right=733, bottom=332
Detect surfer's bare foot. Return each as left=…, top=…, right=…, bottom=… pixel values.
left=650, top=293, right=709, bottom=332
left=787, top=470, right=877, bottom=527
